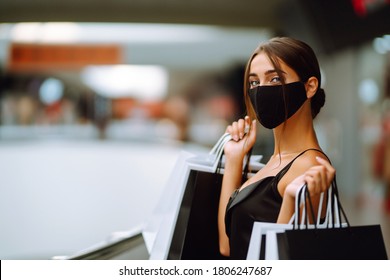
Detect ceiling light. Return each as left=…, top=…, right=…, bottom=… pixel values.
left=81, top=65, right=169, bottom=100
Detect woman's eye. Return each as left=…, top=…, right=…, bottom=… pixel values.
left=249, top=80, right=260, bottom=88
left=270, top=76, right=281, bottom=83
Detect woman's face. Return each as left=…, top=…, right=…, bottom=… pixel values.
left=248, top=52, right=300, bottom=89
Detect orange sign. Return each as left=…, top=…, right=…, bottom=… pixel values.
left=8, top=44, right=123, bottom=71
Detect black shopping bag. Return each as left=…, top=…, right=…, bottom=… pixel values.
left=168, top=170, right=226, bottom=260
left=276, top=182, right=388, bottom=260
left=247, top=183, right=344, bottom=260
left=168, top=151, right=263, bottom=259
left=145, top=132, right=263, bottom=260
left=277, top=224, right=388, bottom=260
left=166, top=148, right=263, bottom=260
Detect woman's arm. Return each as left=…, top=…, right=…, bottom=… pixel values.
left=218, top=153, right=244, bottom=256
left=218, top=116, right=257, bottom=256
left=277, top=156, right=336, bottom=224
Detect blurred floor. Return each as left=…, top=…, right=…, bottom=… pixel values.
left=0, top=138, right=208, bottom=259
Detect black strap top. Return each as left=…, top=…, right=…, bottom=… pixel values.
left=224, top=148, right=328, bottom=260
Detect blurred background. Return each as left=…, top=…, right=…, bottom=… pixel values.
left=0, top=0, right=389, bottom=259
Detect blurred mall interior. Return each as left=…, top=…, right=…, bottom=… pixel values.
left=0, top=0, right=389, bottom=259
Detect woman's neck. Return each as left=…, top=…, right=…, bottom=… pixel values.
left=272, top=111, right=320, bottom=156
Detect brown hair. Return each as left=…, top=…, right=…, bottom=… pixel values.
left=244, top=37, right=325, bottom=121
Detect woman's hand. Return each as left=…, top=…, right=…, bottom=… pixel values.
left=277, top=156, right=336, bottom=224
left=224, top=116, right=257, bottom=161
left=284, top=156, right=336, bottom=199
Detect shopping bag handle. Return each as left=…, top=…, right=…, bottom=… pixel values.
left=292, top=177, right=350, bottom=230
left=209, top=125, right=250, bottom=159
left=329, top=175, right=350, bottom=227
left=209, top=125, right=252, bottom=173
left=293, top=185, right=309, bottom=229
left=303, top=178, right=350, bottom=230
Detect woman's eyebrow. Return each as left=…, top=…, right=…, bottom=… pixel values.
left=249, top=69, right=287, bottom=77
left=264, top=69, right=286, bottom=75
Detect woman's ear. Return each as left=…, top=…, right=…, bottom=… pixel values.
left=305, top=77, right=319, bottom=99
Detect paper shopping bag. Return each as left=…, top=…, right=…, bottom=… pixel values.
left=277, top=224, right=388, bottom=260
left=145, top=132, right=264, bottom=260
left=167, top=155, right=263, bottom=259
left=247, top=185, right=348, bottom=260
left=246, top=222, right=293, bottom=260
left=276, top=183, right=388, bottom=260
left=142, top=150, right=194, bottom=258
left=167, top=169, right=226, bottom=260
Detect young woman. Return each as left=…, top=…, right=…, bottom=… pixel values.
left=218, top=37, right=336, bottom=259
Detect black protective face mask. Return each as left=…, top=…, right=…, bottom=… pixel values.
left=249, top=81, right=307, bottom=129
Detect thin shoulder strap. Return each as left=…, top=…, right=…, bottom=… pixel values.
left=293, top=148, right=330, bottom=163
left=274, top=148, right=330, bottom=181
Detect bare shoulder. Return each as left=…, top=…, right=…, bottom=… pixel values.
left=293, top=149, right=331, bottom=170
left=278, top=149, right=331, bottom=193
